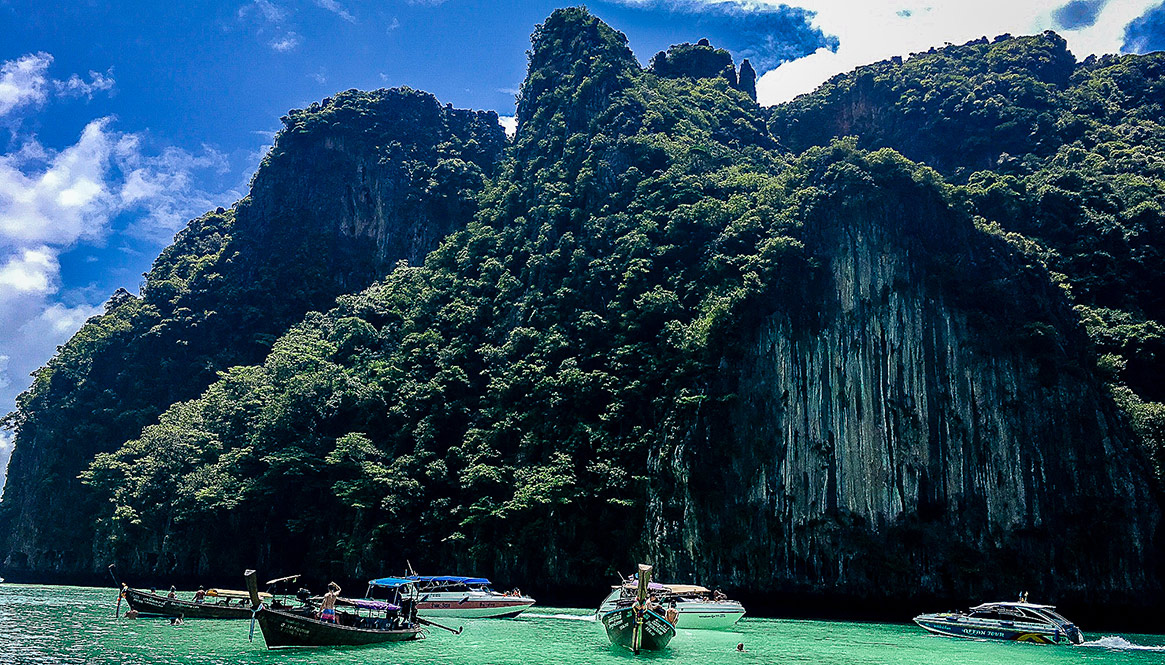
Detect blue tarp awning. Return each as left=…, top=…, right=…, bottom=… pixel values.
left=410, top=575, right=491, bottom=585
left=367, top=577, right=416, bottom=588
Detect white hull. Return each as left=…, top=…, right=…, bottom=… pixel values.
left=597, top=590, right=745, bottom=630
left=417, top=591, right=535, bottom=618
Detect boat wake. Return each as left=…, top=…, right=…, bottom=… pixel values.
left=524, top=613, right=596, bottom=622
left=1080, top=636, right=1165, bottom=651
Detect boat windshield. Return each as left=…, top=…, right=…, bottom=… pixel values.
left=970, top=609, right=1021, bottom=621
left=1034, top=608, right=1072, bottom=625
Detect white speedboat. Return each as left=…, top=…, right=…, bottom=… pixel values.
left=914, top=601, right=1084, bottom=645
left=368, top=575, right=535, bottom=619
left=597, top=581, right=745, bottom=630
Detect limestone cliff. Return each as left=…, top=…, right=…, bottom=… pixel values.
left=646, top=162, right=1161, bottom=612
left=0, top=10, right=1160, bottom=629
left=0, top=89, right=504, bottom=581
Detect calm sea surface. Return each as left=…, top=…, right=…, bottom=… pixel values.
left=1, top=584, right=1163, bottom=664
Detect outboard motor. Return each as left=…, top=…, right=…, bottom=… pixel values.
left=296, top=587, right=311, bottom=605
left=1065, top=623, right=1084, bottom=645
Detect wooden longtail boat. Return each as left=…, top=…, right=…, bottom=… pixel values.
left=600, top=564, right=676, bottom=654
left=244, top=569, right=426, bottom=648
left=108, top=565, right=271, bottom=620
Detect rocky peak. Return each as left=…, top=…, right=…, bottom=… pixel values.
left=738, top=59, right=757, bottom=101
left=649, top=39, right=737, bottom=87
left=516, top=8, right=638, bottom=130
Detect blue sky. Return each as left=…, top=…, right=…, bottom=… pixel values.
left=1, top=0, right=1164, bottom=485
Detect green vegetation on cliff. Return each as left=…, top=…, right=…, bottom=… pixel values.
left=768, top=36, right=1165, bottom=487
left=81, top=7, right=801, bottom=580
left=1, top=9, right=1161, bottom=612
left=0, top=88, right=504, bottom=575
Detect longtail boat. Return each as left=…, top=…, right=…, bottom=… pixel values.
left=597, top=581, right=745, bottom=629
left=244, top=569, right=432, bottom=648
left=108, top=564, right=272, bottom=620
left=600, top=564, right=676, bottom=654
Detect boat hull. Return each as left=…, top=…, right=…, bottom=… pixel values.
left=417, top=594, right=535, bottom=618
left=598, top=591, right=744, bottom=630
left=914, top=615, right=1078, bottom=645
left=673, top=605, right=745, bottom=630
left=124, top=587, right=254, bottom=619
left=255, top=607, right=424, bottom=648
left=601, top=606, right=675, bottom=653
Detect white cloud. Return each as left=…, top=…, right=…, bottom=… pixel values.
left=0, top=53, right=116, bottom=117
left=0, top=428, right=13, bottom=496
left=119, top=144, right=232, bottom=242
left=753, top=0, right=1162, bottom=105
left=0, top=299, right=102, bottom=491
left=238, top=0, right=305, bottom=52
left=270, top=32, right=302, bottom=52
left=0, top=54, right=238, bottom=481
left=0, top=53, right=52, bottom=117
left=54, top=69, right=117, bottom=99
left=241, top=0, right=287, bottom=23
left=0, top=116, right=228, bottom=307
left=314, top=0, right=356, bottom=23
left=498, top=115, right=518, bottom=137
left=0, top=118, right=121, bottom=246
left=0, top=247, right=56, bottom=294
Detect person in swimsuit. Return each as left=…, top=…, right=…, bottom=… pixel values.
left=193, top=587, right=206, bottom=603
left=320, top=582, right=341, bottom=623
left=665, top=601, right=679, bottom=626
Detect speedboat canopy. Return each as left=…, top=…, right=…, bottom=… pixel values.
left=368, top=577, right=417, bottom=589
left=408, top=575, right=491, bottom=586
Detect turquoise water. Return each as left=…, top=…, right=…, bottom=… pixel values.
left=1, top=584, right=1163, bottom=664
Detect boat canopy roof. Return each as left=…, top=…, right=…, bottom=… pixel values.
left=409, top=575, right=491, bottom=585
left=339, top=597, right=400, bottom=611
left=368, top=577, right=417, bottom=588
left=660, top=584, right=710, bottom=594
left=617, top=582, right=710, bottom=595
left=972, top=601, right=1056, bottom=611
left=207, top=588, right=271, bottom=600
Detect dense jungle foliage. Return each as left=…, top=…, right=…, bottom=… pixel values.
left=769, top=35, right=1165, bottom=486
left=2, top=8, right=1162, bottom=588
left=0, top=89, right=504, bottom=571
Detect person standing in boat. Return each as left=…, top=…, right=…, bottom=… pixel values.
left=320, top=582, right=341, bottom=623
left=665, top=602, right=679, bottom=626
left=193, top=586, right=206, bottom=603
left=167, top=586, right=177, bottom=599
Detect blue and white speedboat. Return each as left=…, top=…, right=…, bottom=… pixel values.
left=914, top=601, right=1084, bottom=645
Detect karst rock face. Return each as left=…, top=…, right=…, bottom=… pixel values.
left=0, top=89, right=504, bottom=581
left=646, top=176, right=1161, bottom=611
left=0, top=9, right=1160, bottom=627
